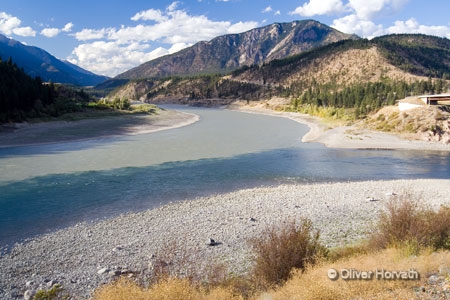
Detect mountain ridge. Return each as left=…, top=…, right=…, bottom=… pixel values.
left=0, top=34, right=109, bottom=86
left=107, top=33, right=450, bottom=114
left=113, top=20, right=358, bottom=80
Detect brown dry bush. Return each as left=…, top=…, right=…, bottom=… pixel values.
left=250, top=218, right=327, bottom=287
left=369, top=193, right=450, bottom=251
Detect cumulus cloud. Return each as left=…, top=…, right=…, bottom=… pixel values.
left=40, top=22, right=73, bottom=38
left=62, top=22, right=74, bottom=32
left=131, top=8, right=168, bottom=22
left=41, top=27, right=60, bottom=38
left=73, top=28, right=111, bottom=41
left=386, top=18, right=450, bottom=38
left=70, top=2, right=258, bottom=76
left=0, top=12, right=36, bottom=37
left=291, top=0, right=450, bottom=39
left=290, top=0, right=347, bottom=17
left=348, top=0, right=409, bottom=20
left=332, top=14, right=383, bottom=38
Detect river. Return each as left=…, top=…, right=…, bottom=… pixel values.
left=1, top=106, right=449, bottom=246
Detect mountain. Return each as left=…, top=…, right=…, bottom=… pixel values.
left=108, top=34, right=450, bottom=112
left=114, top=20, right=358, bottom=80
left=0, top=34, right=109, bottom=86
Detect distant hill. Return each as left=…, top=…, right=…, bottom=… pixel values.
left=113, top=20, right=358, bottom=80
left=0, top=34, right=109, bottom=86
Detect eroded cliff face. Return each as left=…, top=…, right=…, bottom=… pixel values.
left=114, top=20, right=357, bottom=80
left=367, top=105, right=450, bottom=144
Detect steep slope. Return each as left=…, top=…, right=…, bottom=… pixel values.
left=0, top=34, right=109, bottom=86
left=373, top=34, right=450, bottom=77
left=114, top=20, right=358, bottom=80
left=233, top=36, right=450, bottom=90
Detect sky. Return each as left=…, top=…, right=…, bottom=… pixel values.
left=1, top=0, right=449, bottom=77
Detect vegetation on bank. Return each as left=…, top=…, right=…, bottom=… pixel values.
left=0, top=57, right=158, bottom=123
left=87, top=194, right=450, bottom=300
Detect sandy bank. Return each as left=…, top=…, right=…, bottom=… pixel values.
left=1, top=179, right=449, bottom=299
left=0, top=109, right=199, bottom=148
left=229, top=101, right=450, bottom=152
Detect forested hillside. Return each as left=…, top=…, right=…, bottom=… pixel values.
left=0, top=57, right=92, bottom=123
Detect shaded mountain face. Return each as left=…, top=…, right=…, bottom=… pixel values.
left=0, top=34, right=109, bottom=86
left=115, top=20, right=358, bottom=80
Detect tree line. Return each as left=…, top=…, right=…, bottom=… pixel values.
left=0, top=57, right=93, bottom=123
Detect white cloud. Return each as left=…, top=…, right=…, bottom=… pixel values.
left=290, top=0, right=346, bottom=17
left=309, top=0, right=450, bottom=39
left=73, top=28, right=111, bottom=41
left=0, top=11, right=36, bottom=37
left=348, top=0, right=409, bottom=20
left=386, top=18, right=450, bottom=39
left=41, top=22, right=74, bottom=38
left=62, top=22, right=74, bottom=32
left=262, top=6, right=273, bottom=13
left=69, top=2, right=258, bottom=76
left=41, top=27, right=60, bottom=38
left=332, top=14, right=383, bottom=38
left=131, top=9, right=168, bottom=22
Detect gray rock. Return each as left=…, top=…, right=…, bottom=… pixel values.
left=97, top=267, right=110, bottom=275
left=23, top=289, right=36, bottom=300
left=47, top=279, right=57, bottom=287
left=25, top=280, right=34, bottom=287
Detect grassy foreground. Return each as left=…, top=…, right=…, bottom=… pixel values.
left=92, top=248, right=450, bottom=300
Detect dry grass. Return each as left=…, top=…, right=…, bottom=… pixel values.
left=93, top=248, right=450, bottom=300
left=263, top=248, right=450, bottom=300
left=92, top=277, right=243, bottom=300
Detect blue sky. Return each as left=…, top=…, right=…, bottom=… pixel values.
left=1, top=0, right=449, bottom=77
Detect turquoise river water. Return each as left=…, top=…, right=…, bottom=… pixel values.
left=1, top=106, right=450, bottom=246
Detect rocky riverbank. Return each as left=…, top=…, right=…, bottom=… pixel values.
left=1, top=179, right=449, bottom=299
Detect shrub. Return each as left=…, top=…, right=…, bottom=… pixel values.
left=369, top=194, right=450, bottom=251
left=33, top=284, right=66, bottom=300
left=250, top=218, right=327, bottom=287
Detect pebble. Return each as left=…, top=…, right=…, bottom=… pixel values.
left=0, top=179, right=449, bottom=299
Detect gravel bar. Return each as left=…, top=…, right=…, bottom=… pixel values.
left=1, top=179, right=449, bottom=299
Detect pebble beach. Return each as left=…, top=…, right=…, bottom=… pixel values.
left=1, top=179, right=450, bottom=299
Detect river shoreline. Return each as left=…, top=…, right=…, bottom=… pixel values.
left=1, top=179, right=449, bottom=299
left=0, top=108, right=199, bottom=148
left=228, top=100, right=450, bottom=152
